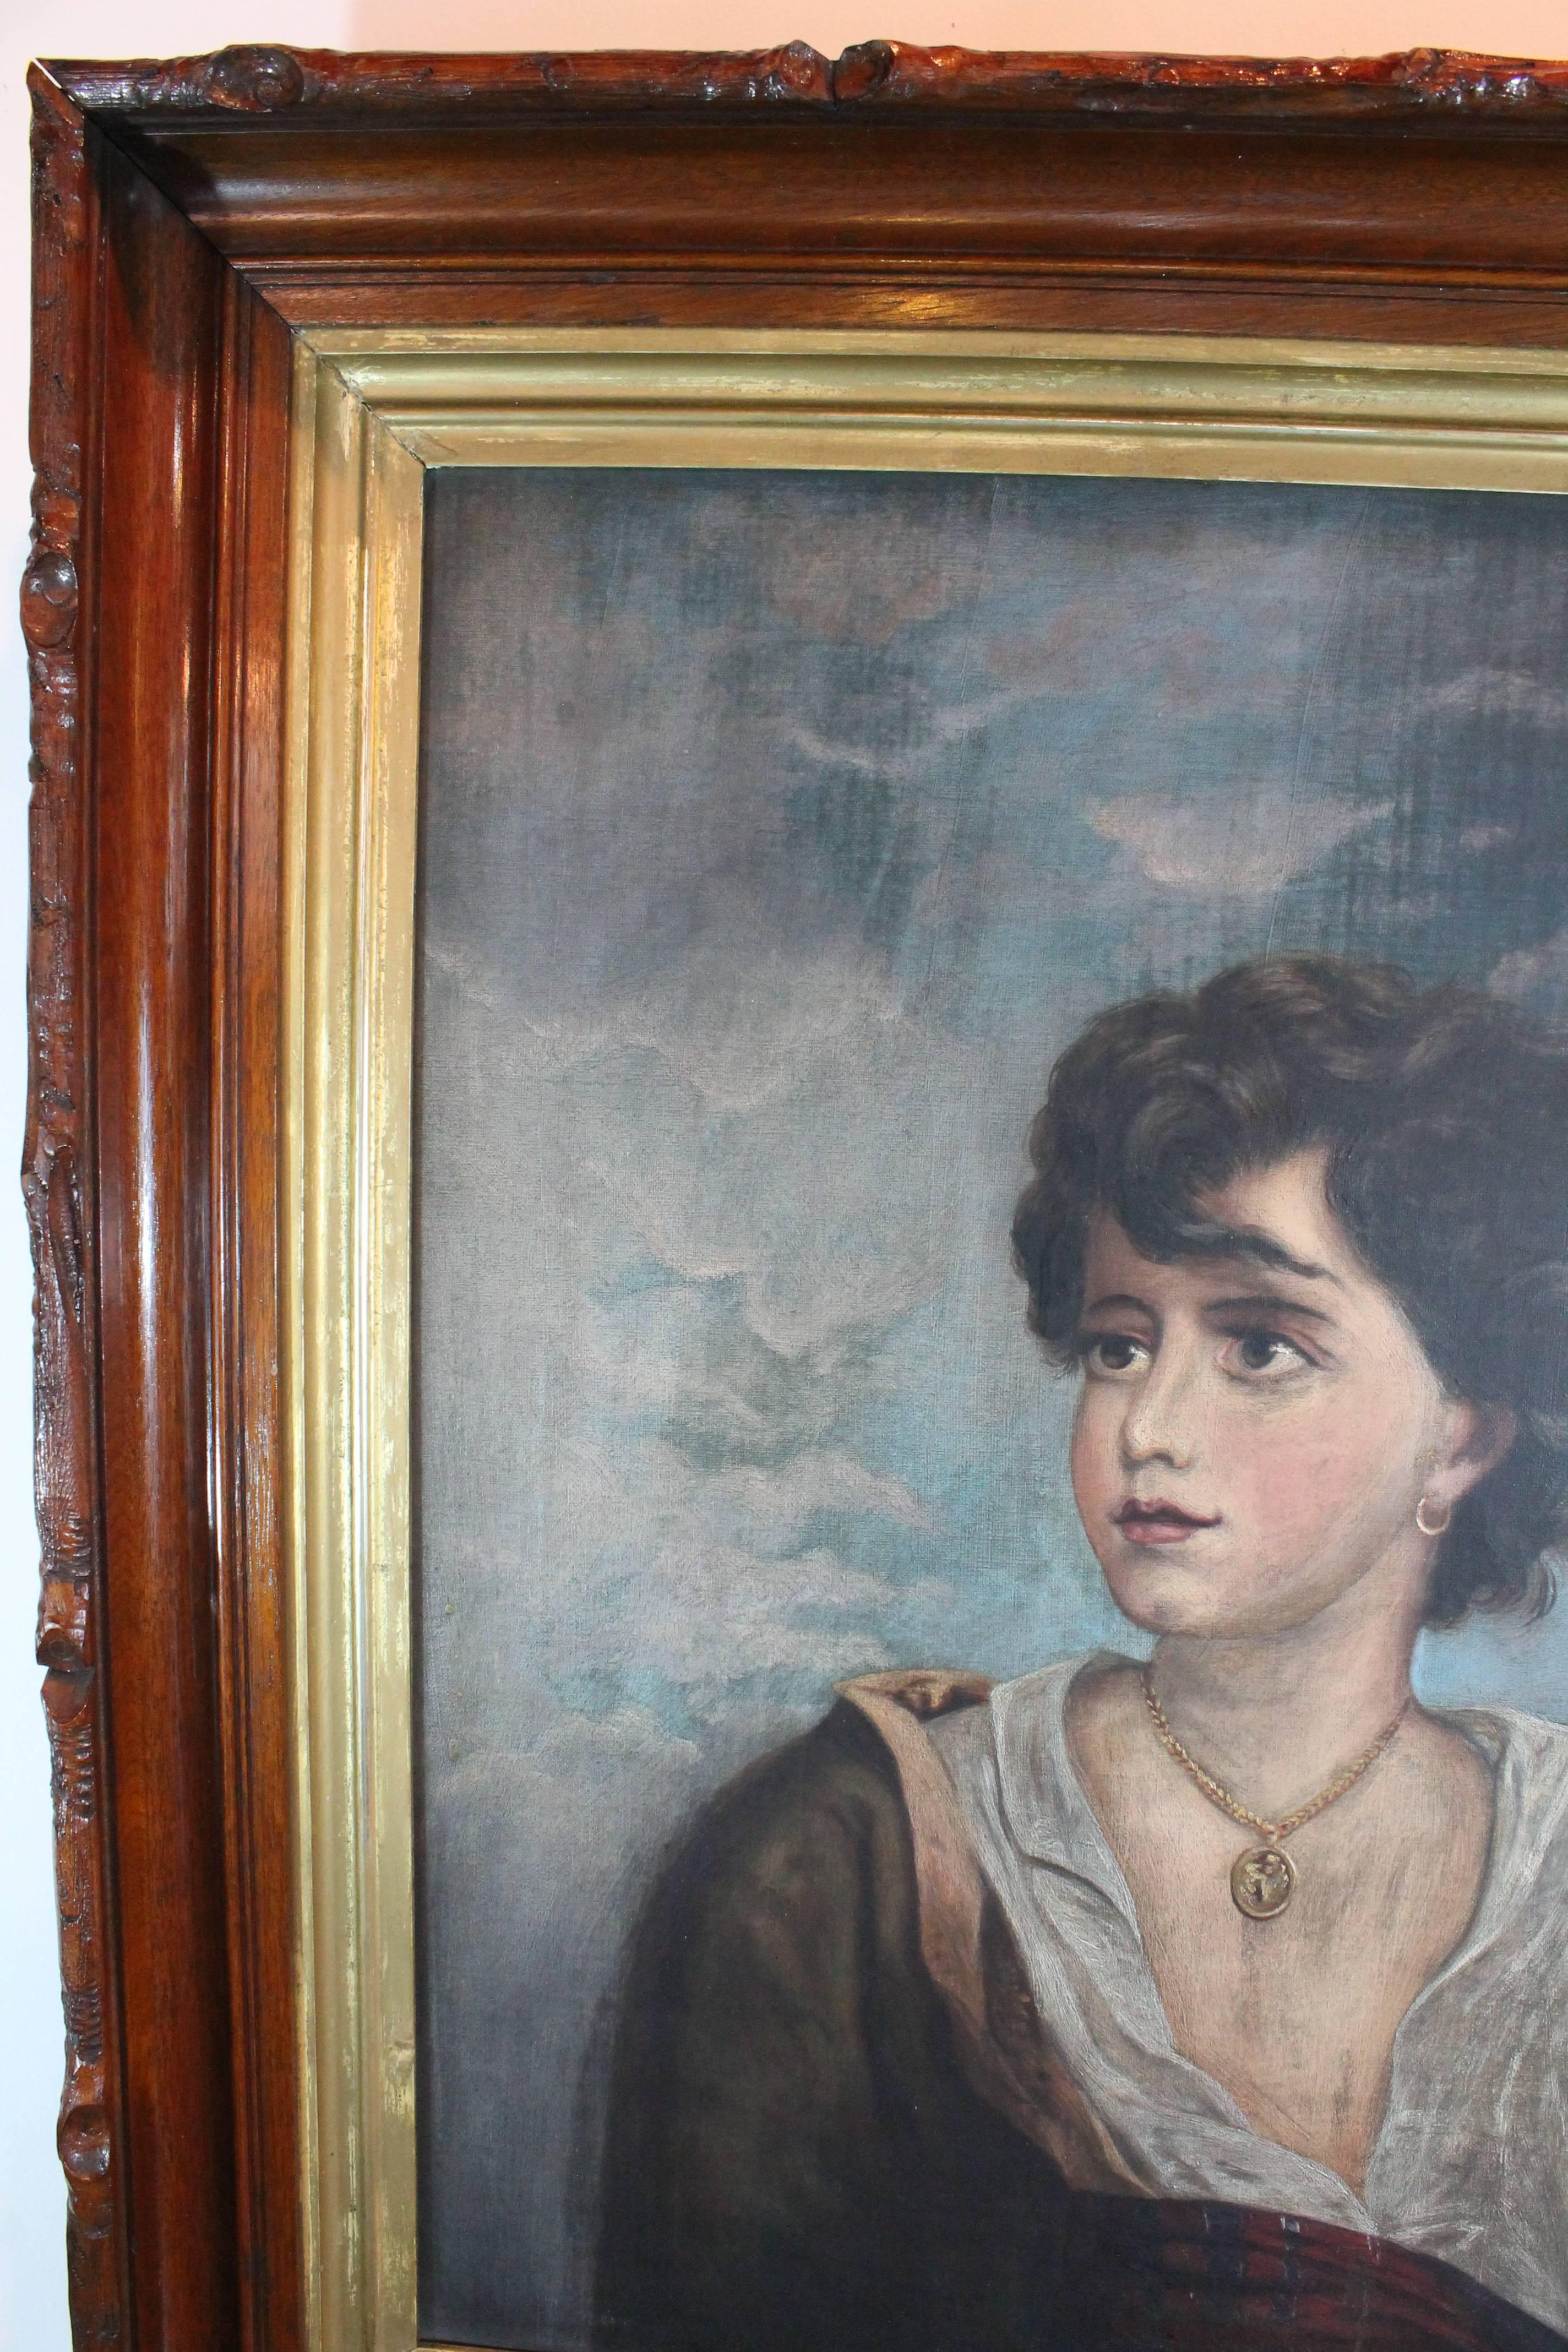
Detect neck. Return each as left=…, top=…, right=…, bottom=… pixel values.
left=1147, top=1564, right=1423, bottom=1815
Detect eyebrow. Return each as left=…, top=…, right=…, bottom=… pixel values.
left=1080, top=1226, right=1345, bottom=1327
left=1081, top=1287, right=1337, bottom=1326
left=1082, top=1292, right=1157, bottom=1320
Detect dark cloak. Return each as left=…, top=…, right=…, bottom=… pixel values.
left=596, top=1673, right=1564, bottom=2352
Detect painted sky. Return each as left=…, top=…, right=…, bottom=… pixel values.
left=413, top=467, right=1568, bottom=2348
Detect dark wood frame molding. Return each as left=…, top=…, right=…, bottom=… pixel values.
left=24, top=43, right=1568, bottom=2350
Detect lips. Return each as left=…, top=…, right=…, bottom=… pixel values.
left=1113, top=1498, right=1221, bottom=1546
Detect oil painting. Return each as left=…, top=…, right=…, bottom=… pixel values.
left=412, top=467, right=1568, bottom=2351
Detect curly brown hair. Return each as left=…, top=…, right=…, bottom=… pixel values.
left=1012, top=953, right=1568, bottom=1628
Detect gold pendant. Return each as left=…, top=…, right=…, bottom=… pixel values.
left=1231, top=1844, right=1297, bottom=1920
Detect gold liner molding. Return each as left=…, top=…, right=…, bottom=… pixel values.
left=282, top=326, right=1568, bottom=2352
left=312, top=327, right=1568, bottom=489
left=286, top=341, right=424, bottom=2352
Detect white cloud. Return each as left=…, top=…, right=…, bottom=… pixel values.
left=615, top=921, right=905, bottom=1114
left=1428, top=666, right=1568, bottom=727
left=423, top=936, right=613, bottom=1074
left=1490, top=928, right=1568, bottom=1004
left=620, top=1540, right=898, bottom=1687
left=1088, top=781, right=1392, bottom=896
left=424, top=1414, right=913, bottom=1713
left=783, top=691, right=1052, bottom=785
left=573, top=935, right=976, bottom=1359
left=665, top=1445, right=937, bottom=1555
left=784, top=723, right=926, bottom=783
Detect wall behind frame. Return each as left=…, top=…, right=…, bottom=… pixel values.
left=5, top=3, right=1567, bottom=2347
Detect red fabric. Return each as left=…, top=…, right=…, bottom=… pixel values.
left=1061, top=2199, right=1566, bottom=2351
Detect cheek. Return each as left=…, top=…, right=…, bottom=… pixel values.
left=1069, top=1386, right=1117, bottom=1514
left=1238, top=1388, right=1418, bottom=1535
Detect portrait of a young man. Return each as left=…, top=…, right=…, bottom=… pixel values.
left=411, top=468, right=1568, bottom=2352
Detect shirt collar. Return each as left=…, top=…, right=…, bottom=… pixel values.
left=988, top=1657, right=1568, bottom=1974
left=1413, top=1702, right=1568, bottom=1984
left=990, top=1647, right=1145, bottom=1920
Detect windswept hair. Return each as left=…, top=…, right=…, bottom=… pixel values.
left=1012, top=953, right=1568, bottom=1627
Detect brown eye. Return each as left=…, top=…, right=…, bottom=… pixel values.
left=1223, top=1328, right=1310, bottom=1378
left=1077, top=1331, right=1145, bottom=1375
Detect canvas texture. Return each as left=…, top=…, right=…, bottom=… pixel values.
left=413, top=470, right=1568, bottom=2348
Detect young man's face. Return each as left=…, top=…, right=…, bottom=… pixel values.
left=1068, top=1148, right=1500, bottom=1642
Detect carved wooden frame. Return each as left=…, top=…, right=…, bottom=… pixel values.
left=25, top=41, right=1568, bottom=2351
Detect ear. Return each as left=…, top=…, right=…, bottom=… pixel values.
left=1429, top=1399, right=1517, bottom=1512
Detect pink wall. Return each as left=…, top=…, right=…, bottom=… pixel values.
left=341, top=0, right=1568, bottom=53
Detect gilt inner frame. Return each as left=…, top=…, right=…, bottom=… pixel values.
left=281, top=324, right=1568, bottom=2352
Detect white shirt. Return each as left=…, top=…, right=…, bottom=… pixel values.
left=929, top=1651, right=1568, bottom=2337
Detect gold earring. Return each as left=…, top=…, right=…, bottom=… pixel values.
left=1416, top=1496, right=1452, bottom=1537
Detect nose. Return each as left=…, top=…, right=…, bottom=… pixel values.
left=1119, top=1338, right=1201, bottom=1473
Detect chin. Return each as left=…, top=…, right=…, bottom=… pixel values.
left=1098, top=1551, right=1219, bottom=1637
left=1097, top=1542, right=1296, bottom=1642
left=1102, top=1557, right=1355, bottom=1643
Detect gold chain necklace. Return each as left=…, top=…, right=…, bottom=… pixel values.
left=1140, top=1668, right=1409, bottom=1921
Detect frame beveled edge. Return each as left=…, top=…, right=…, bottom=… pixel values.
left=287, top=324, right=1568, bottom=2352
